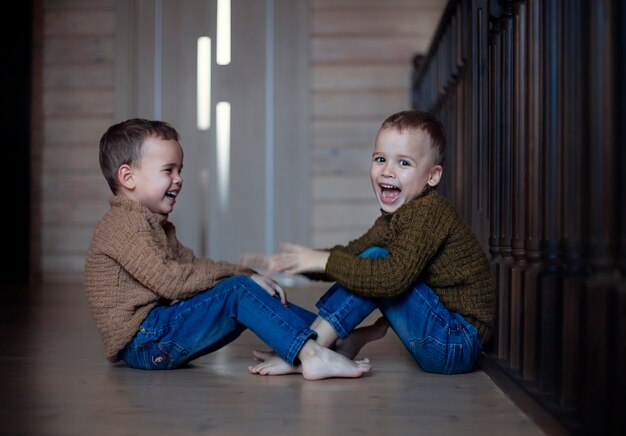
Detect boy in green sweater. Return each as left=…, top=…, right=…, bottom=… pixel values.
left=249, top=110, right=495, bottom=375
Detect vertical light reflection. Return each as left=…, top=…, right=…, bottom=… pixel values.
left=265, top=0, right=274, bottom=255
left=216, top=102, right=231, bottom=210
left=154, top=0, right=162, bottom=119
left=216, top=0, right=231, bottom=65
left=197, top=37, right=211, bottom=130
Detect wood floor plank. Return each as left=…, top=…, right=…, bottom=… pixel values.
left=0, top=280, right=544, bottom=435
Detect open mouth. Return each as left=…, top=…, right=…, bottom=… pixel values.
left=379, top=183, right=401, bottom=203
left=165, top=191, right=179, bottom=199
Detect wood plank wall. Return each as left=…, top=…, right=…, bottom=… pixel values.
left=309, top=0, right=445, bottom=248
left=413, top=0, right=625, bottom=434
left=34, top=0, right=446, bottom=277
left=36, top=0, right=115, bottom=279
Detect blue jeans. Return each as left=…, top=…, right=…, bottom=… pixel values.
left=316, top=247, right=483, bottom=374
left=119, top=275, right=317, bottom=370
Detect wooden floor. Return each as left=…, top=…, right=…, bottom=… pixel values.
left=0, top=279, right=544, bottom=436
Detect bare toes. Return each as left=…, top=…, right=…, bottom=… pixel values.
left=252, top=349, right=275, bottom=361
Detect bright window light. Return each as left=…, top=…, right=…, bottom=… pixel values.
left=216, top=0, right=231, bottom=65
left=216, top=101, right=231, bottom=209
left=197, top=36, right=211, bottom=130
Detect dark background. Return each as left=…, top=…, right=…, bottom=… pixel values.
left=1, top=1, right=33, bottom=284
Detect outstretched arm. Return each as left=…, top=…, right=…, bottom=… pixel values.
left=267, top=243, right=330, bottom=275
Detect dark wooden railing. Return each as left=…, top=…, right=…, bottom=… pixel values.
left=413, top=1, right=625, bottom=434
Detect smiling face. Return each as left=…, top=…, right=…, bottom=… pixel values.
left=370, top=127, right=442, bottom=213
left=121, top=136, right=184, bottom=215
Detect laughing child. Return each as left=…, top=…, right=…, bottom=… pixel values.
left=249, top=110, right=495, bottom=375
left=84, top=118, right=371, bottom=380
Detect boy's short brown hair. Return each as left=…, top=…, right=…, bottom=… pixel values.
left=99, top=118, right=180, bottom=194
left=380, top=110, right=446, bottom=167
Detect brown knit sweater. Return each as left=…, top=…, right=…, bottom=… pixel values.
left=321, top=189, right=495, bottom=344
left=84, top=196, right=254, bottom=362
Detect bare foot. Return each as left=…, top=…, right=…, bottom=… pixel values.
left=249, top=343, right=372, bottom=380
left=248, top=350, right=302, bottom=375
left=335, top=316, right=389, bottom=359
left=298, top=341, right=372, bottom=381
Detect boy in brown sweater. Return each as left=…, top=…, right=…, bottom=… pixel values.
left=84, top=118, right=371, bottom=379
left=249, top=110, right=495, bottom=375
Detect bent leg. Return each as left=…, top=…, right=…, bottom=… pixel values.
left=120, top=275, right=317, bottom=369
left=217, top=276, right=318, bottom=365
left=314, top=246, right=388, bottom=340
left=315, top=283, right=378, bottom=339
left=378, top=283, right=483, bottom=374
left=285, top=301, right=317, bottom=326
left=333, top=316, right=389, bottom=359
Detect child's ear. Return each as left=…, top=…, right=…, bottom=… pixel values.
left=427, top=165, right=443, bottom=187
left=117, top=164, right=135, bottom=190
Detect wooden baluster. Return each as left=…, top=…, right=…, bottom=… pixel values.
left=459, top=69, right=469, bottom=222
left=509, top=1, right=527, bottom=373
left=617, top=2, right=626, bottom=281
left=522, top=0, right=542, bottom=382
left=582, top=0, right=615, bottom=431
left=460, top=0, right=469, bottom=63
left=443, top=97, right=454, bottom=199
left=471, top=0, right=489, bottom=246
left=615, top=285, right=626, bottom=436
left=560, top=0, right=584, bottom=409
left=443, top=19, right=455, bottom=201
left=444, top=25, right=452, bottom=93
left=452, top=77, right=462, bottom=214
left=617, top=3, right=626, bottom=278
left=614, top=2, right=626, bottom=434
left=487, top=2, right=504, bottom=357
left=538, top=0, right=563, bottom=396
left=451, top=4, right=459, bottom=79
left=458, top=4, right=469, bottom=222
left=457, top=0, right=466, bottom=68
left=585, top=3, right=615, bottom=285
left=496, top=4, right=514, bottom=363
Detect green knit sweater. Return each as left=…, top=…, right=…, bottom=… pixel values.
left=321, top=189, right=495, bottom=344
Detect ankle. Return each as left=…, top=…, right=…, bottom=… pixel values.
left=298, top=339, right=321, bottom=362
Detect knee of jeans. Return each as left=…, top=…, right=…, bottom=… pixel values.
left=359, top=246, right=388, bottom=258
left=228, top=274, right=256, bottom=289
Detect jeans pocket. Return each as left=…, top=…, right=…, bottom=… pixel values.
left=133, top=341, right=189, bottom=370
left=411, top=336, right=447, bottom=373
left=445, top=342, right=466, bottom=374
left=444, top=321, right=480, bottom=374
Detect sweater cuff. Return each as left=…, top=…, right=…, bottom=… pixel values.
left=235, top=267, right=257, bottom=277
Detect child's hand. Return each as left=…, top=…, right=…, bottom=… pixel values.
left=268, top=243, right=330, bottom=275
left=239, top=252, right=271, bottom=272
left=250, top=274, right=288, bottom=306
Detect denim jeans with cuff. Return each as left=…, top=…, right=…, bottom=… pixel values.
left=316, top=246, right=483, bottom=374
left=119, top=275, right=317, bottom=370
